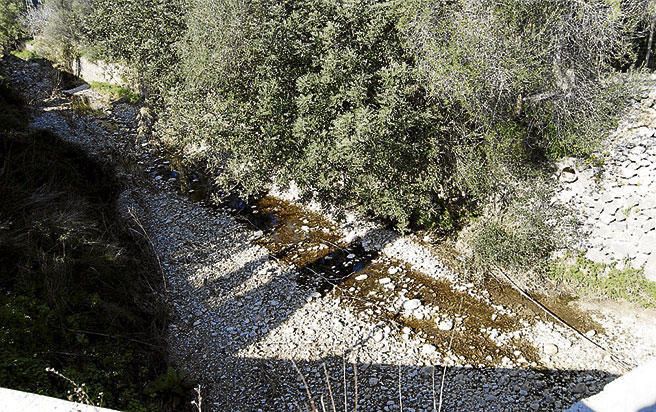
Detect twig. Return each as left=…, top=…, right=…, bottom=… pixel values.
left=64, top=327, right=160, bottom=349
left=353, top=362, right=358, bottom=412
left=292, top=360, right=317, bottom=412
left=323, top=363, right=337, bottom=412
left=46, top=368, right=101, bottom=407
left=492, top=265, right=634, bottom=372
left=127, top=207, right=167, bottom=293
left=438, top=295, right=464, bottom=412
left=191, top=385, right=202, bottom=412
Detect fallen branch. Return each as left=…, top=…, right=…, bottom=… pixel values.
left=492, top=265, right=634, bottom=372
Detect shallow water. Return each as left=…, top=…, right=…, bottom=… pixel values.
left=148, top=149, right=604, bottom=367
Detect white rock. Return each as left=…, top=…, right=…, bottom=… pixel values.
left=544, top=343, right=559, bottom=356
left=421, top=344, right=436, bottom=355
left=585, top=248, right=608, bottom=263
left=387, top=266, right=400, bottom=275
left=403, top=299, right=422, bottom=312
left=355, top=274, right=368, bottom=281
left=644, top=255, right=656, bottom=281
left=437, top=319, right=454, bottom=331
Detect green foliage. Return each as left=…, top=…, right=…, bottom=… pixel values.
left=28, top=0, right=644, bottom=232
left=85, top=0, right=185, bottom=98
left=154, top=0, right=641, bottom=230
left=550, top=254, right=656, bottom=307
left=412, top=0, right=639, bottom=159
left=10, top=48, right=39, bottom=60
left=0, top=0, right=25, bottom=53
left=0, top=83, right=188, bottom=411
left=25, top=0, right=649, bottom=277
left=90, top=81, right=140, bottom=104
left=469, top=183, right=570, bottom=274
left=160, top=0, right=463, bottom=227
left=30, top=0, right=91, bottom=70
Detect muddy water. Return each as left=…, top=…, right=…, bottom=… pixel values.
left=145, top=151, right=601, bottom=367
left=228, top=196, right=540, bottom=366
left=481, top=277, right=605, bottom=336
left=332, top=259, right=538, bottom=366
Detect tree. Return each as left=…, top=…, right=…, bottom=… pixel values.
left=646, top=1, right=656, bottom=67
left=0, top=0, right=26, bottom=53
left=28, top=0, right=91, bottom=69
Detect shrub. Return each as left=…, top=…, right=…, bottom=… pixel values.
left=159, top=0, right=470, bottom=227
left=84, top=0, right=185, bottom=98
left=468, top=180, right=572, bottom=275
left=632, top=0, right=656, bottom=68
left=27, top=0, right=91, bottom=70
left=411, top=0, right=643, bottom=169
left=0, top=0, right=25, bottom=53
left=154, top=0, right=641, bottom=231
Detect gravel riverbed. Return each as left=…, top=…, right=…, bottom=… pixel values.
left=5, top=56, right=656, bottom=411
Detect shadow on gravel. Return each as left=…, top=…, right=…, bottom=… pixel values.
left=190, top=237, right=617, bottom=411
left=134, top=142, right=619, bottom=410
left=209, top=356, right=616, bottom=411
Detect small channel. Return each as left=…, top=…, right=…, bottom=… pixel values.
left=141, top=148, right=601, bottom=367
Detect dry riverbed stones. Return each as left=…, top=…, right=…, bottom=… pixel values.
left=6, top=58, right=656, bottom=412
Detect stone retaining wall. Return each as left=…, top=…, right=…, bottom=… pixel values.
left=73, top=56, right=128, bottom=87
left=557, top=75, right=656, bottom=280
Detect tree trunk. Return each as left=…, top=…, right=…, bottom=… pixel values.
left=647, top=15, right=656, bottom=69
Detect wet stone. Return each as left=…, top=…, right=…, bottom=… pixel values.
left=403, top=299, right=422, bottom=312
left=437, top=319, right=454, bottom=331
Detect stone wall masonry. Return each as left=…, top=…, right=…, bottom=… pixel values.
left=73, top=56, right=128, bottom=87
left=557, top=75, right=656, bottom=281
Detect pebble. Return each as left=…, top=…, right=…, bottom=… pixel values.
left=437, top=319, right=454, bottom=331
left=574, top=383, right=588, bottom=394
left=403, top=299, right=422, bottom=312
left=544, top=343, right=559, bottom=356
left=387, top=266, right=400, bottom=275
left=421, top=344, right=436, bottom=355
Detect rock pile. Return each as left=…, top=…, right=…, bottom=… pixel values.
left=558, top=78, right=656, bottom=280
